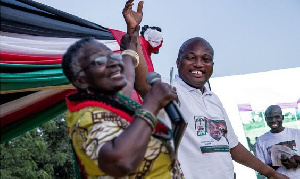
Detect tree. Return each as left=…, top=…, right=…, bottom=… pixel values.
left=0, top=115, right=75, bottom=178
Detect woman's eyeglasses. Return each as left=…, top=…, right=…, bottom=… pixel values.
left=74, top=53, right=122, bottom=77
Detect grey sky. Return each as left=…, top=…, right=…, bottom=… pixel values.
left=35, top=0, right=300, bottom=78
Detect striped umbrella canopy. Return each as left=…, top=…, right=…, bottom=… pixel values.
left=0, top=0, right=158, bottom=143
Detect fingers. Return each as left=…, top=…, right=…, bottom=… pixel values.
left=172, top=87, right=179, bottom=103
left=155, top=82, right=178, bottom=102
left=169, top=85, right=179, bottom=102
left=123, top=0, right=134, bottom=14
left=126, top=0, right=134, bottom=5
left=137, top=1, right=144, bottom=13
left=124, top=0, right=143, bottom=14
left=142, top=82, right=179, bottom=114
left=125, top=0, right=134, bottom=8
left=281, top=158, right=297, bottom=169
left=172, top=86, right=177, bottom=92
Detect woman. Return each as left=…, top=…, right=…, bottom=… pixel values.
left=62, top=0, right=183, bottom=178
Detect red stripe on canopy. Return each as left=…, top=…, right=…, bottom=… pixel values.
left=0, top=52, right=62, bottom=64
left=0, top=60, right=62, bottom=64
left=0, top=89, right=75, bottom=128
left=1, top=52, right=62, bottom=61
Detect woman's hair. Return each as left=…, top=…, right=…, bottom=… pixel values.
left=62, top=37, right=95, bottom=83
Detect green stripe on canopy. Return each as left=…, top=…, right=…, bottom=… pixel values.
left=1, top=77, right=70, bottom=91
left=0, top=63, right=62, bottom=69
left=0, top=101, right=67, bottom=144
left=1, top=68, right=64, bottom=78
left=0, top=68, right=70, bottom=91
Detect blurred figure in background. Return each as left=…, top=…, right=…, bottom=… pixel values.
left=256, top=105, right=300, bottom=178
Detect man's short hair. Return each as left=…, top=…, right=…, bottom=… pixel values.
left=265, top=105, right=282, bottom=117
left=178, top=37, right=214, bottom=60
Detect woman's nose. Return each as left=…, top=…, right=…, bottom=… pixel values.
left=106, top=57, right=120, bottom=67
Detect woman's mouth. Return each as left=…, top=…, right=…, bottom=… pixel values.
left=110, top=71, right=122, bottom=78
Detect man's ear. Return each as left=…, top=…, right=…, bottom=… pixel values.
left=72, top=76, right=89, bottom=90
left=176, top=58, right=180, bottom=68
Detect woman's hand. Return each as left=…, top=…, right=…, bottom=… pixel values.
left=142, top=82, right=178, bottom=116
left=123, top=0, right=144, bottom=35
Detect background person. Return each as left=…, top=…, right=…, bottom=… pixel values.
left=256, top=105, right=300, bottom=178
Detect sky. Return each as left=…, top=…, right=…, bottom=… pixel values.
left=34, top=0, right=300, bottom=78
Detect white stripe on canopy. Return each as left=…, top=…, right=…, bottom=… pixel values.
left=0, top=32, right=120, bottom=55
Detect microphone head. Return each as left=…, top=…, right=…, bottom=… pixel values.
left=146, top=72, right=162, bottom=85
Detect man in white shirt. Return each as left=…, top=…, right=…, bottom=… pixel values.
left=134, top=36, right=288, bottom=178
left=171, top=37, right=289, bottom=179
left=256, top=105, right=300, bottom=179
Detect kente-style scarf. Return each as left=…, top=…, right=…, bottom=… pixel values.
left=66, top=92, right=172, bottom=140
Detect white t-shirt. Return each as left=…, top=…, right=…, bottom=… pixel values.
left=256, top=128, right=300, bottom=179
left=170, top=75, right=239, bottom=179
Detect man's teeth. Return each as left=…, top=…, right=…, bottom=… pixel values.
left=272, top=124, right=278, bottom=127
left=192, top=71, right=203, bottom=75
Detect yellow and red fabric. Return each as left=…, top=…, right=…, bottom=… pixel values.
left=66, top=93, right=182, bottom=178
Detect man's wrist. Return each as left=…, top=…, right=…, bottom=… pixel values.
left=260, top=166, right=277, bottom=178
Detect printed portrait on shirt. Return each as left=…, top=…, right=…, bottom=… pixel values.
left=207, top=119, right=228, bottom=141
left=194, top=116, right=230, bottom=153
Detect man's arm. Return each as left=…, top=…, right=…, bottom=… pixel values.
left=230, top=143, right=288, bottom=179
left=134, top=37, right=151, bottom=97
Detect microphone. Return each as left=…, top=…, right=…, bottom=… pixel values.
left=146, top=72, right=181, bottom=123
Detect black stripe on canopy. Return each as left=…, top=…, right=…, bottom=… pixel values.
left=1, top=0, right=114, bottom=40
